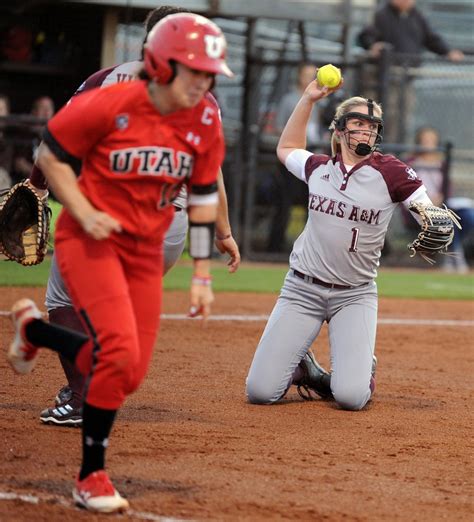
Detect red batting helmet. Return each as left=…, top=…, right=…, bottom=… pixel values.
left=143, top=13, right=233, bottom=84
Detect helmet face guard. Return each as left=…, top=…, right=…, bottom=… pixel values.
left=144, top=13, right=233, bottom=84
left=335, top=99, right=384, bottom=156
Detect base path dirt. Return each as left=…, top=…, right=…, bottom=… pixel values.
left=0, top=288, right=472, bottom=521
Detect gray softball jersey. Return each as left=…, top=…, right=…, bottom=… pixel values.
left=286, top=149, right=426, bottom=286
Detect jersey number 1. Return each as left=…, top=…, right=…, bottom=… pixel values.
left=349, top=227, right=360, bottom=252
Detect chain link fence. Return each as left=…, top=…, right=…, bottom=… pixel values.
left=1, top=10, right=472, bottom=269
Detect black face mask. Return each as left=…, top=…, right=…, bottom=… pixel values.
left=342, top=129, right=381, bottom=156
left=354, top=142, right=373, bottom=156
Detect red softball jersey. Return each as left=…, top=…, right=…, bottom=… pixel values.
left=44, top=80, right=224, bottom=240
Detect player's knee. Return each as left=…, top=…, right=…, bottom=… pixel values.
left=104, top=344, right=141, bottom=395
left=246, top=376, right=284, bottom=405
left=332, top=383, right=371, bottom=411
left=125, top=364, right=148, bottom=395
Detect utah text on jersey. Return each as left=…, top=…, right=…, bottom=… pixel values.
left=110, top=147, right=193, bottom=180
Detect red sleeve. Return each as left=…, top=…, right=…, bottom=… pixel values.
left=189, top=128, right=224, bottom=195
left=44, top=87, right=115, bottom=159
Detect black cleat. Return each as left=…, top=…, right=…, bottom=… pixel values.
left=40, top=398, right=82, bottom=427
left=295, top=351, right=332, bottom=400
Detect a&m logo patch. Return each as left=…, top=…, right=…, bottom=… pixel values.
left=406, top=167, right=418, bottom=180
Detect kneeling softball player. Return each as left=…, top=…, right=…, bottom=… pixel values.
left=246, top=76, right=458, bottom=411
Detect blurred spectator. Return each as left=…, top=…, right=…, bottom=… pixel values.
left=357, top=0, right=464, bottom=143
left=0, top=25, right=33, bottom=62
left=275, top=63, right=322, bottom=143
left=406, top=126, right=473, bottom=273
left=358, top=0, right=464, bottom=64
left=31, top=95, right=55, bottom=129
left=13, top=95, right=55, bottom=183
left=0, top=93, right=13, bottom=190
left=267, top=63, right=321, bottom=252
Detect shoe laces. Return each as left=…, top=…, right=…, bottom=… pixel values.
left=78, top=471, right=115, bottom=497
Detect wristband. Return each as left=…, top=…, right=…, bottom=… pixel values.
left=191, top=275, right=213, bottom=286
left=189, top=221, right=215, bottom=259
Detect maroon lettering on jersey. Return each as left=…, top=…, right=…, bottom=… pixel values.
left=314, top=195, right=329, bottom=212
left=348, top=205, right=360, bottom=222
left=336, top=201, right=346, bottom=218
left=308, top=192, right=381, bottom=225
left=367, top=209, right=381, bottom=225
left=325, top=199, right=337, bottom=215
left=116, top=73, right=134, bottom=83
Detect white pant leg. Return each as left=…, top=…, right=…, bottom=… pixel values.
left=163, top=209, right=188, bottom=274
left=328, top=284, right=378, bottom=410
left=45, top=252, right=73, bottom=310
left=246, top=272, right=326, bottom=404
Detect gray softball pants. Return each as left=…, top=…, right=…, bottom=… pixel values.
left=246, top=270, right=378, bottom=411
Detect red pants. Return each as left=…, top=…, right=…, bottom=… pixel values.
left=55, top=213, right=166, bottom=410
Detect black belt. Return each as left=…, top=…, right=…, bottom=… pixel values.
left=292, top=270, right=367, bottom=290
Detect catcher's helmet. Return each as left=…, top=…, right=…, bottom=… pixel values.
left=144, top=13, right=233, bottom=84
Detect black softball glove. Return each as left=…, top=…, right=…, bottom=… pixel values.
left=407, top=202, right=461, bottom=264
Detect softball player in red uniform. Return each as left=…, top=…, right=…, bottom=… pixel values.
left=246, top=77, right=446, bottom=411
left=7, top=13, right=232, bottom=512
left=27, top=5, right=240, bottom=428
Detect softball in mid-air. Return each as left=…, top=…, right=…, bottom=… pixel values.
left=316, top=64, right=342, bottom=88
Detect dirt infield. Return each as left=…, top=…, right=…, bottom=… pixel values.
left=0, top=287, right=472, bottom=521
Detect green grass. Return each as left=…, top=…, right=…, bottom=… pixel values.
left=1, top=257, right=473, bottom=300
left=48, top=199, right=63, bottom=245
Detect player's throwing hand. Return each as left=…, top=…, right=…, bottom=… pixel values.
left=303, top=75, right=344, bottom=103
left=80, top=210, right=122, bottom=240
left=189, top=275, right=215, bottom=322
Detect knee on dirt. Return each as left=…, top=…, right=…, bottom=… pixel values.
left=332, top=382, right=371, bottom=411
left=246, top=376, right=285, bottom=405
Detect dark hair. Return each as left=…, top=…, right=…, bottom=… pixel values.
left=144, top=6, right=190, bottom=36
left=137, top=60, right=176, bottom=82
left=414, top=125, right=440, bottom=146
left=140, top=5, right=190, bottom=59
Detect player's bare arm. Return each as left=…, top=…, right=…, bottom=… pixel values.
left=277, top=78, right=343, bottom=164
left=36, top=143, right=122, bottom=239
left=187, top=202, right=218, bottom=322
left=215, top=168, right=241, bottom=273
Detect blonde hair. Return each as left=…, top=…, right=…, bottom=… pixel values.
left=329, top=96, right=383, bottom=156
